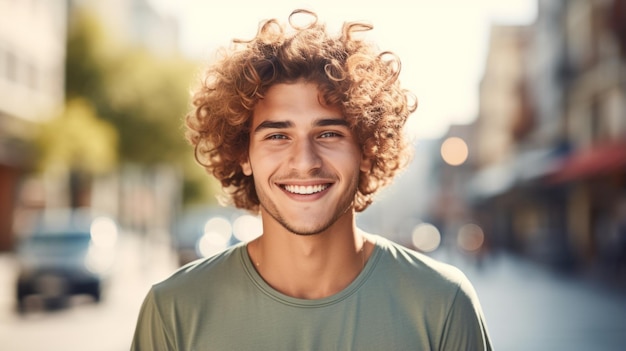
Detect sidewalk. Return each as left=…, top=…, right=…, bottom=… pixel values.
left=435, top=250, right=626, bottom=351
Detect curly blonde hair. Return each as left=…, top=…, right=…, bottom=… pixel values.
left=186, top=9, right=417, bottom=213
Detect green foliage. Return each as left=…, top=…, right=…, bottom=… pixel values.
left=66, top=8, right=199, bottom=165
left=65, top=9, right=114, bottom=102
left=100, top=50, right=197, bottom=164
left=36, top=98, right=117, bottom=174
left=61, top=7, right=213, bottom=204
left=181, top=156, right=220, bottom=207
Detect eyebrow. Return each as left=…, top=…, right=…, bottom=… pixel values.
left=254, top=120, right=292, bottom=133
left=316, top=118, right=349, bottom=128
left=253, top=118, right=348, bottom=133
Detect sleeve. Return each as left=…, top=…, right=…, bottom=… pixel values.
left=439, top=277, right=493, bottom=351
left=130, top=287, right=175, bottom=351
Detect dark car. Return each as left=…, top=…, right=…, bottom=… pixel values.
left=15, top=208, right=118, bottom=312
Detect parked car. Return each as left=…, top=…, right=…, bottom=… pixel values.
left=15, top=208, right=118, bottom=312
left=173, top=205, right=262, bottom=266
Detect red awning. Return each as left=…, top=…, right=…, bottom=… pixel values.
left=548, top=141, right=626, bottom=184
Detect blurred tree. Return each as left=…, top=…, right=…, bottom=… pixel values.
left=101, top=50, right=195, bottom=164
left=65, top=9, right=111, bottom=102
left=36, top=98, right=118, bottom=207
left=63, top=8, right=214, bottom=205
left=37, top=98, right=117, bottom=173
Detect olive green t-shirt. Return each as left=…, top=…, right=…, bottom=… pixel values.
left=131, top=235, right=492, bottom=350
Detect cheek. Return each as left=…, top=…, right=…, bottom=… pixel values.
left=347, top=146, right=369, bottom=172
left=245, top=148, right=284, bottom=175
left=332, top=150, right=366, bottom=176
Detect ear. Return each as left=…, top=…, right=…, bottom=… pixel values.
left=241, top=158, right=252, bottom=176
left=360, top=154, right=372, bottom=173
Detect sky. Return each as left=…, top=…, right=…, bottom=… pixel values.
left=151, top=0, right=537, bottom=140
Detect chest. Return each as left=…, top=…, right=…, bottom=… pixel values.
left=172, top=290, right=443, bottom=351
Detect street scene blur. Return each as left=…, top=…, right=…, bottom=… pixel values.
left=1, top=0, right=625, bottom=350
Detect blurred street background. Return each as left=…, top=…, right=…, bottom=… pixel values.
left=1, top=234, right=625, bottom=350
left=1, top=0, right=626, bottom=350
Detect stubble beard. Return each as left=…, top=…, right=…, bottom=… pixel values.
left=258, top=176, right=360, bottom=236
left=261, top=200, right=353, bottom=236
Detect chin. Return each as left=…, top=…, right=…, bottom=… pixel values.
left=282, top=219, right=330, bottom=236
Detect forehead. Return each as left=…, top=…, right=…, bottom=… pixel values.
left=252, top=82, right=343, bottom=125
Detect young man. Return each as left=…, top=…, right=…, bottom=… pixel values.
left=132, top=9, right=492, bottom=350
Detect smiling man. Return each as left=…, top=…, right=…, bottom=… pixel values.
left=131, top=9, right=492, bottom=351
left=243, top=82, right=368, bottom=238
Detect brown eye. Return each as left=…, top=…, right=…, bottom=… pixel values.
left=266, top=134, right=288, bottom=140
left=319, top=131, right=341, bottom=139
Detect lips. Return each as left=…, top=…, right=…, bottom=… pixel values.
left=282, top=184, right=330, bottom=195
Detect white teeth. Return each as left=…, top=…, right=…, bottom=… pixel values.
left=284, top=184, right=328, bottom=195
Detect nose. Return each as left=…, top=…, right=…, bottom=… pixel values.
left=288, top=138, right=322, bottom=173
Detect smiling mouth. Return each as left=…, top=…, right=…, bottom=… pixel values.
left=282, top=184, right=330, bottom=195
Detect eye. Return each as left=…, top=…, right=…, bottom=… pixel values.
left=319, top=131, right=342, bottom=139
left=266, top=134, right=288, bottom=140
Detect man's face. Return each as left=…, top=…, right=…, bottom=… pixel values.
left=241, top=81, right=370, bottom=235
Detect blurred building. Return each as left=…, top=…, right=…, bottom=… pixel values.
left=428, top=22, right=535, bottom=259
left=71, top=0, right=178, bottom=55
left=428, top=125, right=475, bottom=247
left=552, top=0, right=626, bottom=271
left=0, top=0, right=182, bottom=251
left=447, top=0, right=626, bottom=277
left=0, top=0, right=68, bottom=251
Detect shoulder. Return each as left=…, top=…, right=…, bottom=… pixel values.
left=372, top=235, right=470, bottom=294
left=370, top=236, right=488, bottom=329
left=365, top=236, right=491, bottom=348
left=151, top=243, right=246, bottom=299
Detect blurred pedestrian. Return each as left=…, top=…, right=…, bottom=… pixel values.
left=131, top=9, right=492, bottom=350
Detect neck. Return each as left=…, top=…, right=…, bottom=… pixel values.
left=248, top=213, right=372, bottom=299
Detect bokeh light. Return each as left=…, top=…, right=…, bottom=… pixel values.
left=197, top=217, right=232, bottom=257
left=441, top=137, right=469, bottom=166
left=232, top=214, right=263, bottom=242
left=457, top=223, right=485, bottom=252
left=89, top=216, right=118, bottom=248
left=411, top=223, right=441, bottom=252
